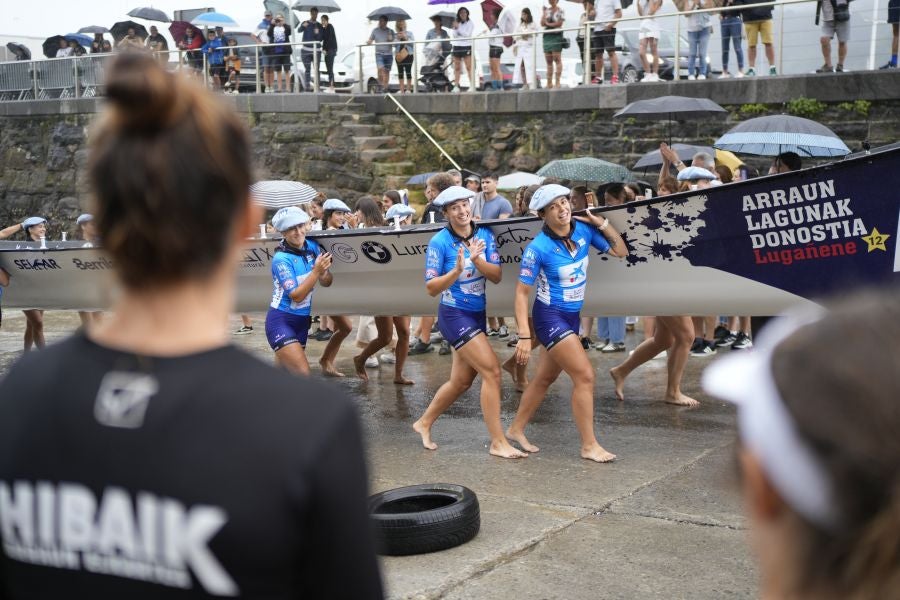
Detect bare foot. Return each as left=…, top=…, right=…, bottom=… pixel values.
left=506, top=427, right=539, bottom=453
left=319, top=360, right=344, bottom=378
left=609, top=366, right=625, bottom=402
left=412, top=419, right=437, bottom=450
left=665, top=393, right=700, bottom=408
left=394, top=376, right=414, bottom=385
left=490, top=440, right=528, bottom=459
left=502, top=361, right=528, bottom=392
left=581, top=443, right=617, bottom=463
left=352, top=355, right=368, bottom=382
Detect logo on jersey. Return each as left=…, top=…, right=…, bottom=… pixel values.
left=558, top=258, right=588, bottom=287
left=361, top=241, right=392, bottom=264
left=94, top=372, right=159, bottom=429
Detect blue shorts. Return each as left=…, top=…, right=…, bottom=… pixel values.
left=532, top=303, right=580, bottom=350
left=265, top=309, right=311, bottom=351
left=438, top=304, right=486, bottom=350
left=376, top=53, right=393, bottom=70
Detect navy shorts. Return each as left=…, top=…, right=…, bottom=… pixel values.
left=890, top=0, right=900, bottom=24
left=451, top=45, right=472, bottom=57
left=532, top=303, right=580, bottom=350
left=438, top=303, right=486, bottom=350
left=265, top=309, right=311, bottom=351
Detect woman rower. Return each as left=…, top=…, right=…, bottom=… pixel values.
left=265, top=206, right=334, bottom=376
left=0, top=216, right=50, bottom=351
left=352, top=203, right=417, bottom=385
left=76, top=213, right=103, bottom=327
left=412, top=186, right=526, bottom=459
left=317, top=198, right=354, bottom=376
left=506, top=184, right=628, bottom=462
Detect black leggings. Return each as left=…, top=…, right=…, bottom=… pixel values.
left=397, top=56, right=413, bottom=81
left=324, top=51, right=336, bottom=84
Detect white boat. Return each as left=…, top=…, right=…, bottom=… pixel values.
left=2, top=148, right=898, bottom=315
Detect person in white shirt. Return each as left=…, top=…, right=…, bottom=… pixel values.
left=592, top=0, right=623, bottom=84
left=56, top=38, right=73, bottom=58
left=513, top=8, right=539, bottom=88
left=451, top=7, right=475, bottom=90
left=638, top=0, right=663, bottom=81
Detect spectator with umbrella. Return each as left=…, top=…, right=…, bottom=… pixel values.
left=114, top=23, right=148, bottom=52
left=5, top=42, right=31, bottom=60
left=145, top=24, right=168, bottom=63
left=367, top=15, right=396, bottom=93
left=298, top=8, right=324, bottom=91
left=90, top=33, right=106, bottom=54
left=174, top=22, right=203, bottom=71
left=55, top=38, right=73, bottom=58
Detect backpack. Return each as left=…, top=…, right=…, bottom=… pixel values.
left=831, top=0, right=850, bottom=22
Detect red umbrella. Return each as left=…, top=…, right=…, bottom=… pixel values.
left=481, top=0, right=503, bottom=27
left=168, top=20, right=201, bottom=45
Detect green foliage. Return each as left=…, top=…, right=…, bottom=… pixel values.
left=786, top=97, right=826, bottom=119
left=738, top=103, right=768, bottom=117
left=837, top=99, right=871, bottom=117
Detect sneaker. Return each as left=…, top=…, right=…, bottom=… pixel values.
left=713, top=325, right=731, bottom=343
left=610, top=74, right=619, bottom=84
left=769, top=66, right=777, bottom=76
left=599, top=342, right=626, bottom=353
left=580, top=336, right=592, bottom=350
left=879, top=61, right=897, bottom=69
left=498, top=325, right=509, bottom=338
left=689, top=337, right=705, bottom=353
left=691, top=341, right=717, bottom=357
left=487, top=328, right=500, bottom=337
left=591, top=76, right=602, bottom=84
left=365, top=356, right=379, bottom=368
left=687, top=74, right=696, bottom=80
left=720, top=71, right=731, bottom=79
left=697, top=73, right=706, bottom=80
left=735, top=70, right=745, bottom=78
left=233, top=325, right=253, bottom=335
left=312, top=328, right=333, bottom=341
left=408, top=340, right=434, bottom=355
left=379, top=352, right=396, bottom=364
left=439, top=340, right=451, bottom=355
left=731, top=332, right=753, bottom=350
left=716, top=332, right=738, bottom=347
left=746, top=67, right=755, bottom=76
left=507, top=336, right=520, bottom=347
left=835, top=64, right=844, bottom=72
left=816, top=64, right=834, bottom=73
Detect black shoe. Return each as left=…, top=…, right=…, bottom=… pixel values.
left=731, top=332, right=753, bottom=350
left=816, top=64, right=834, bottom=73
left=716, top=332, right=737, bottom=347
left=835, top=64, right=844, bottom=72
left=713, top=325, right=730, bottom=343
left=879, top=61, right=897, bottom=69
left=408, top=340, right=434, bottom=355
left=312, top=328, right=333, bottom=341
left=438, top=340, right=451, bottom=355
left=690, top=340, right=717, bottom=357
left=690, top=337, right=705, bottom=353
left=580, top=336, right=592, bottom=350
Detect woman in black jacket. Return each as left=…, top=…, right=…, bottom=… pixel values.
left=321, top=14, right=339, bottom=92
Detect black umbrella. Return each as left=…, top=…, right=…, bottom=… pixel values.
left=110, top=21, right=149, bottom=42
left=77, top=25, right=110, bottom=34
left=613, top=95, right=727, bottom=144
left=633, top=143, right=715, bottom=170
left=6, top=42, right=31, bottom=60
left=430, top=11, right=456, bottom=27
left=127, top=7, right=172, bottom=22
left=367, top=6, right=412, bottom=21
left=42, top=35, right=67, bottom=58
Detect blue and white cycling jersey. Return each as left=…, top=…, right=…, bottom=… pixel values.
left=518, top=220, right=611, bottom=312
left=424, top=225, right=500, bottom=311
left=269, top=239, right=322, bottom=315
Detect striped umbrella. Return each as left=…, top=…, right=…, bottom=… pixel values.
left=537, top=157, right=635, bottom=184
left=250, top=180, right=318, bottom=209
left=714, top=115, right=850, bottom=158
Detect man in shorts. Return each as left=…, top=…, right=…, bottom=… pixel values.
left=738, top=0, right=776, bottom=75
left=368, top=16, right=395, bottom=93
left=816, top=0, right=850, bottom=72
left=880, top=0, right=899, bottom=68
left=592, top=0, right=623, bottom=84
left=257, top=10, right=274, bottom=92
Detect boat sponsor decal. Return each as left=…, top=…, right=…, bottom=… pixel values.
left=328, top=242, right=358, bottom=264
left=360, top=240, right=392, bottom=264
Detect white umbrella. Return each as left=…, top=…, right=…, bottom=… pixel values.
left=250, top=180, right=318, bottom=209
left=497, top=171, right=544, bottom=189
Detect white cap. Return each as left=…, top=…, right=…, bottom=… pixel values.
left=22, top=216, right=47, bottom=228
left=529, top=184, right=570, bottom=212
left=676, top=166, right=717, bottom=181
left=323, top=198, right=351, bottom=212
left=385, top=204, right=416, bottom=220
left=433, top=186, right=474, bottom=208
left=702, top=307, right=840, bottom=530
left=76, top=213, right=94, bottom=225
left=272, top=206, right=310, bottom=232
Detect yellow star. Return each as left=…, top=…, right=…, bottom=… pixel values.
left=861, top=227, right=890, bottom=252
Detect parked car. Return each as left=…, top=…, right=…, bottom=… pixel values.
left=223, top=32, right=265, bottom=93
left=292, top=48, right=356, bottom=92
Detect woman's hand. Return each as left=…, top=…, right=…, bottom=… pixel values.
left=466, top=238, right=486, bottom=261
left=573, top=210, right=605, bottom=229
left=515, top=337, right=532, bottom=364
left=453, top=245, right=466, bottom=273
left=312, top=252, right=333, bottom=275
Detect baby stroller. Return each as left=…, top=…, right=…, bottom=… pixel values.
left=419, top=41, right=452, bottom=93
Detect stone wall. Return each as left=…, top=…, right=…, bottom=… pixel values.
left=2, top=96, right=898, bottom=238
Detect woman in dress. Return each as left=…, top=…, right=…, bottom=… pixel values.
left=413, top=186, right=526, bottom=459
left=506, top=185, right=628, bottom=462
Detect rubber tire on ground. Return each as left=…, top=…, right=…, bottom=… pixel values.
left=369, top=483, right=480, bottom=556
left=622, top=65, right=638, bottom=83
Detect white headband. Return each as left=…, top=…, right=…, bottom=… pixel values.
left=702, top=307, right=840, bottom=530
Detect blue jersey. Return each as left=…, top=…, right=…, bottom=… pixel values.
left=269, top=240, right=322, bottom=316
left=425, top=225, right=500, bottom=311
left=518, top=220, right=611, bottom=312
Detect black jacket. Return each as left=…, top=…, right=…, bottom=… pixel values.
left=735, top=0, right=774, bottom=21
left=323, top=23, right=338, bottom=53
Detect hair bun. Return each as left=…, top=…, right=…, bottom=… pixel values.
left=105, top=53, right=180, bottom=132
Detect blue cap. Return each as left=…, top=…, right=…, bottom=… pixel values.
left=529, top=184, right=571, bottom=212
left=677, top=166, right=717, bottom=181
left=22, top=216, right=47, bottom=228
left=433, top=186, right=474, bottom=208
left=385, top=204, right=416, bottom=220
left=323, top=198, right=351, bottom=212
left=76, top=213, right=93, bottom=225
left=272, top=206, right=310, bottom=232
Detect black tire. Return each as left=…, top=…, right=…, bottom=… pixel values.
left=369, top=483, right=480, bottom=556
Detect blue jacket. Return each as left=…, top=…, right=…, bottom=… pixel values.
left=201, top=37, right=225, bottom=65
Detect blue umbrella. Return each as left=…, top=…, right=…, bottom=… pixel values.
left=714, top=115, right=850, bottom=158
left=406, top=172, right=439, bottom=185
left=191, top=12, right=240, bottom=27
left=65, top=33, right=94, bottom=47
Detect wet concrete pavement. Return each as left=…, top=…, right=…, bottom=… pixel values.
left=0, top=311, right=757, bottom=599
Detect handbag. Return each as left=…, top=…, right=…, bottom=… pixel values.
left=562, top=36, right=571, bottom=49
left=396, top=47, right=410, bottom=62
